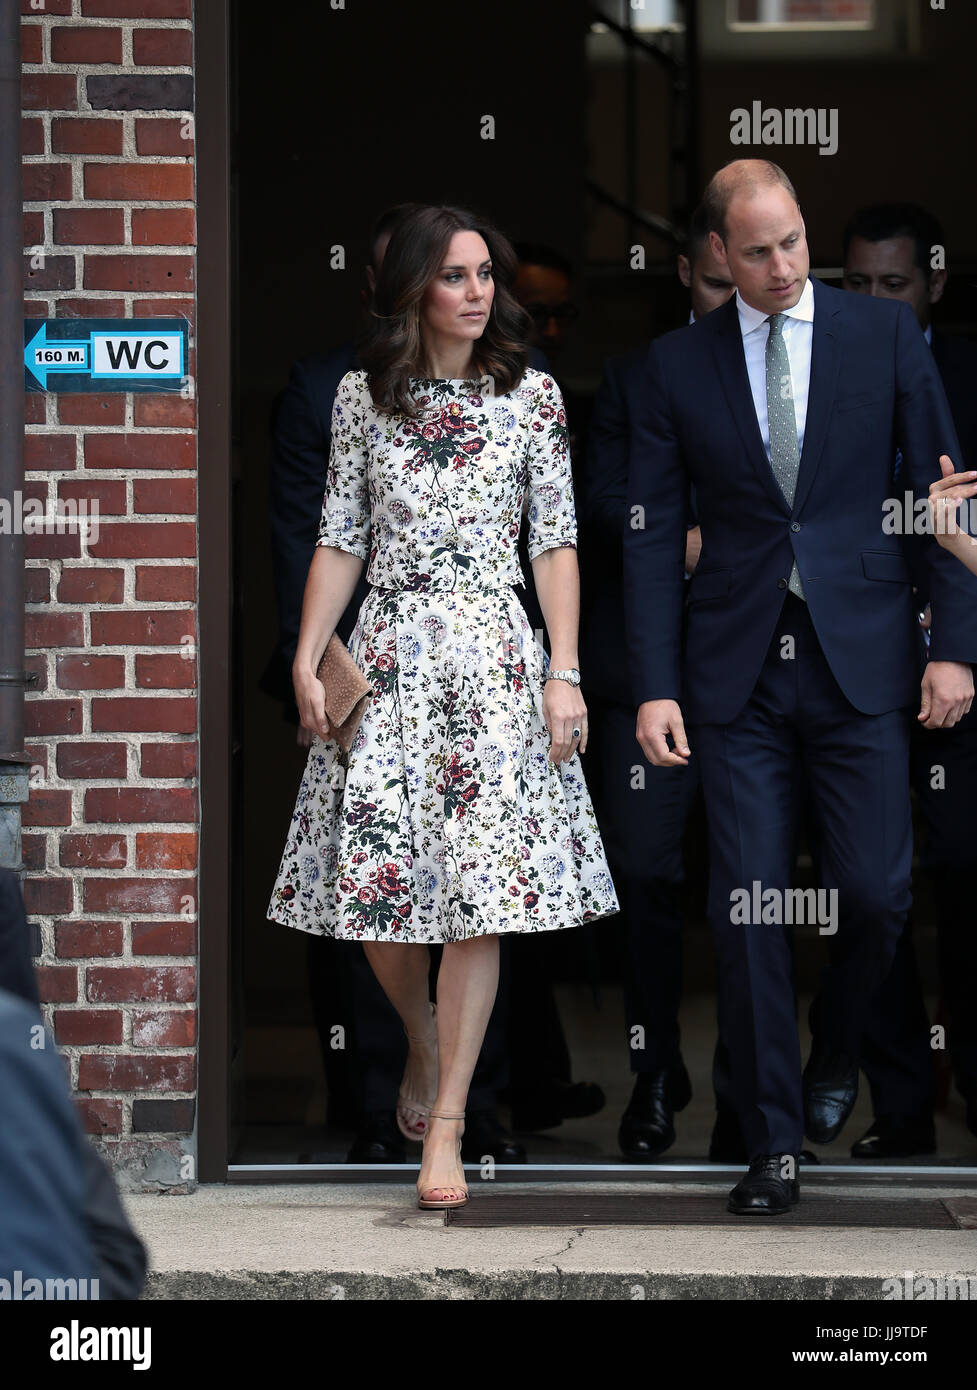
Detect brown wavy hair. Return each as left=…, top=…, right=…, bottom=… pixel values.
left=358, top=204, right=531, bottom=418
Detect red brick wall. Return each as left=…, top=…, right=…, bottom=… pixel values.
left=21, top=0, right=198, bottom=1191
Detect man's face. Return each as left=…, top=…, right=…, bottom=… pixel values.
left=511, top=263, right=574, bottom=359
left=711, top=185, right=810, bottom=316
left=842, top=234, right=945, bottom=331
left=677, top=238, right=737, bottom=320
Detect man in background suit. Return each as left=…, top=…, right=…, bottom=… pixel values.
left=841, top=202, right=977, bottom=1155
left=263, top=206, right=525, bottom=1165
left=625, top=159, right=977, bottom=1214
left=582, top=204, right=740, bottom=1161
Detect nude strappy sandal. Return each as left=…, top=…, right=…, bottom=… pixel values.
left=416, top=1109, right=469, bottom=1210
left=396, top=1001, right=438, bottom=1143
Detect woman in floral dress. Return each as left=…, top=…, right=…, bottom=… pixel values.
left=267, top=204, right=619, bottom=1208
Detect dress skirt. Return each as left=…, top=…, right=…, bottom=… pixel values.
left=266, top=582, right=620, bottom=943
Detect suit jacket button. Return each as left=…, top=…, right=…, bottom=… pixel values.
left=777, top=578, right=788, bottom=589
left=791, top=522, right=801, bottom=532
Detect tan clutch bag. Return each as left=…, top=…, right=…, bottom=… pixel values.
left=315, top=632, right=374, bottom=758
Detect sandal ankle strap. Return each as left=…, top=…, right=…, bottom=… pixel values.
left=428, top=1109, right=465, bottom=1121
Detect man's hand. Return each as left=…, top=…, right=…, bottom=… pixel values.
left=636, top=699, right=691, bottom=766
left=684, top=525, right=702, bottom=576
left=918, top=660, right=974, bottom=729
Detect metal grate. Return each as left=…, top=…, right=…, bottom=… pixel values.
left=445, top=1192, right=963, bottom=1229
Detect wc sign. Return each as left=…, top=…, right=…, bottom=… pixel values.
left=24, top=317, right=189, bottom=392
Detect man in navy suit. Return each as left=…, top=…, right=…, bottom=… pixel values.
left=841, top=203, right=977, bottom=1156
left=624, top=160, right=977, bottom=1214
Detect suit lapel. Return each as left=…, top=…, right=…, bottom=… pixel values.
left=711, top=297, right=790, bottom=515
left=791, top=278, right=842, bottom=515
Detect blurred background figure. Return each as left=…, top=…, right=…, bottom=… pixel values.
left=0, top=869, right=146, bottom=1299
left=580, top=205, right=742, bottom=1162
left=512, top=242, right=588, bottom=466
left=500, top=240, right=608, bottom=1140
left=840, top=202, right=977, bottom=1156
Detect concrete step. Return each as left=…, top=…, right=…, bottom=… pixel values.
left=125, top=1180, right=977, bottom=1301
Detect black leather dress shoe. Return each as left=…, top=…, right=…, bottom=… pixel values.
left=510, top=1079, right=606, bottom=1132
left=619, top=1064, right=692, bottom=1161
left=851, top=1114, right=936, bottom=1159
left=803, top=1044, right=859, bottom=1143
left=460, top=1110, right=527, bottom=1163
left=346, top=1111, right=406, bottom=1164
left=727, top=1154, right=800, bottom=1215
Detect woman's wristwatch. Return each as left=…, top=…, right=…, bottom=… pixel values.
left=545, top=668, right=581, bottom=687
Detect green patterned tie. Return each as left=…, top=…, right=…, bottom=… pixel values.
left=765, top=313, right=804, bottom=600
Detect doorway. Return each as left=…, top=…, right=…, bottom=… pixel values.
left=198, top=0, right=977, bottom=1181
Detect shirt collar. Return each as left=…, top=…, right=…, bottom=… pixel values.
left=737, top=275, right=815, bottom=337
left=924, top=322, right=933, bottom=345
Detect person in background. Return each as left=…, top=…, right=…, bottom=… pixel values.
left=263, top=206, right=526, bottom=1168
left=841, top=203, right=977, bottom=1153
left=0, top=869, right=146, bottom=1299
left=581, top=204, right=740, bottom=1162
left=502, top=242, right=609, bottom=1136
left=512, top=242, right=588, bottom=468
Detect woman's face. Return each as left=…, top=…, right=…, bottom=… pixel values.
left=420, top=230, right=495, bottom=349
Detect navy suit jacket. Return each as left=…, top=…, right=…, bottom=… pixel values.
left=624, top=277, right=977, bottom=726
left=581, top=343, right=698, bottom=706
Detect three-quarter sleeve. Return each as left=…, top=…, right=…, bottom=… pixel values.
left=315, top=371, right=371, bottom=560
left=525, top=373, right=577, bottom=560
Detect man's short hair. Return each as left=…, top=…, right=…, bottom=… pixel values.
left=682, top=202, right=712, bottom=268
left=368, top=203, right=423, bottom=269
left=511, top=242, right=575, bottom=282
left=842, top=202, right=944, bottom=278
left=703, top=159, right=800, bottom=243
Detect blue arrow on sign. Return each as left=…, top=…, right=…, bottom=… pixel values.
left=24, top=321, right=90, bottom=389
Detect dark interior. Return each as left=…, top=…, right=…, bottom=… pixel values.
left=230, top=0, right=977, bottom=1170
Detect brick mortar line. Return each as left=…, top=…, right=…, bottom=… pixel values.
left=24, top=68, right=194, bottom=76
left=22, top=18, right=193, bottom=28
left=26, top=819, right=197, bottom=828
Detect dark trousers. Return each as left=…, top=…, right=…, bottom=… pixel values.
left=583, top=692, right=700, bottom=1074
left=692, top=594, right=913, bottom=1157
left=857, top=707, right=977, bottom=1114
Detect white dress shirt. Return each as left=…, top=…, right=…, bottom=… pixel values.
left=736, top=275, right=815, bottom=459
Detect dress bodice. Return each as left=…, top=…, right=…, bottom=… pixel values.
left=315, top=367, right=577, bottom=591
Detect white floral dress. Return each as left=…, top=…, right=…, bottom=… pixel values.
left=266, top=367, right=620, bottom=942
